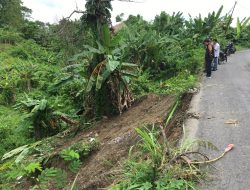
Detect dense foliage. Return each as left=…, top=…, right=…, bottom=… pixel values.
left=0, top=0, right=249, bottom=189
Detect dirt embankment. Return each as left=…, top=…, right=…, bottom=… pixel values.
left=11, top=93, right=193, bottom=190
left=65, top=93, right=193, bottom=190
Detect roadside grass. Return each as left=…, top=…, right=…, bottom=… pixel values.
left=131, top=71, right=198, bottom=98
left=235, top=45, right=248, bottom=51
left=108, top=90, right=212, bottom=190
left=108, top=125, right=215, bottom=190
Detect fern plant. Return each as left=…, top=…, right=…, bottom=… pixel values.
left=69, top=160, right=82, bottom=173
left=34, top=167, right=67, bottom=189
left=24, top=162, right=43, bottom=174
left=5, top=162, right=42, bottom=181
left=60, top=149, right=80, bottom=161
left=60, top=148, right=82, bottom=173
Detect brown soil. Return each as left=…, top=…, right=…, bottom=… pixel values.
left=69, top=94, right=175, bottom=190
left=13, top=92, right=194, bottom=190
left=60, top=93, right=193, bottom=190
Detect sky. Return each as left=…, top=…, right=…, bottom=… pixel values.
left=22, top=0, right=250, bottom=26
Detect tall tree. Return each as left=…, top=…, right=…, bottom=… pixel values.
left=0, top=0, right=30, bottom=28
left=0, top=0, right=23, bottom=28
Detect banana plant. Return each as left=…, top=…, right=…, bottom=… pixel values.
left=84, top=41, right=139, bottom=114
left=73, top=0, right=139, bottom=116
left=55, top=29, right=138, bottom=115
left=14, top=96, right=60, bottom=139
left=236, top=17, right=250, bottom=39
left=153, top=11, right=184, bottom=35
left=185, top=6, right=223, bottom=41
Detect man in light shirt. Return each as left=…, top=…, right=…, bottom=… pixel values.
left=213, top=39, right=220, bottom=71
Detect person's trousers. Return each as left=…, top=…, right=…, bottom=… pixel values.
left=213, top=57, right=218, bottom=70
left=206, top=60, right=212, bottom=77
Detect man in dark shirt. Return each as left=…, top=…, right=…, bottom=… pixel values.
left=203, top=38, right=213, bottom=78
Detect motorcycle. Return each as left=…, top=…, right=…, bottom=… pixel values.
left=219, top=51, right=227, bottom=64
left=219, top=42, right=236, bottom=64
left=225, top=42, right=236, bottom=55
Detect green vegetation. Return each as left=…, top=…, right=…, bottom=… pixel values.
left=0, top=136, right=99, bottom=189
left=0, top=106, right=33, bottom=157
left=108, top=126, right=218, bottom=190
left=0, top=0, right=249, bottom=189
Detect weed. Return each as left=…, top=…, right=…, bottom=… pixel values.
left=108, top=125, right=217, bottom=190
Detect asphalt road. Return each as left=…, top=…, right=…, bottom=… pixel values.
left=189, top=50, right=250, bottom=190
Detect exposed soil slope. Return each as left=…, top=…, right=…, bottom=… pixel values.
left=57, top=93, right=193, bottom=190
left=5, top=93, right=195, bottom=190
left=73, top=94, right=176, bottom=189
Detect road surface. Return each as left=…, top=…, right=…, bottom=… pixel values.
left=187, top=50, right=250, bottom=190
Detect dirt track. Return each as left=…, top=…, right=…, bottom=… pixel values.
left=187, top=50, right=250, bottom=190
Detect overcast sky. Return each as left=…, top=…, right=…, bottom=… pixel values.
left=22, top=0, right=250, bottom=26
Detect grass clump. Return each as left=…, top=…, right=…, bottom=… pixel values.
left=108, top=125, right=216, bottom=190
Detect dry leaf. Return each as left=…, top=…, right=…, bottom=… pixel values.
left=224, top=119, right=239, bottom=126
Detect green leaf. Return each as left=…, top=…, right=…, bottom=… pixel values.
left=120, top=70, right=138, bottom=77
left=53, top=75, right=75, bottom=88
left=102, top=24, right=111, bottom=49
left=96, top=74, right=104, bottom=90
left=140, top=182, right=153, bottom=190
left=25, top=162, right=42, bottom=174
left=15, top=147, right=30, bottom=163
left=236, top=17, right=241, bottom=39
left=68, top=52, right=91, bottom=62
left=1, top=145, right=29, bottom=161
left=121, top=76, right=130, bottom=84
left=96, top=41, right=105, bottom=53
left=107, top=56, right=120, bottom=72
left=86, top=75, right=96, bottom=93
left=69, top=160, right=82, bottom=173
left=83, top=45, right=103, bottom=55
left=102, top=69, right=112, bottom=82
left=242, top=17, right=250, bottom=29
left=38, top=99, right=47, bottom=111
left=215, top=5, right=223, bottom=20
left=60, top=149, right=80, bottom=161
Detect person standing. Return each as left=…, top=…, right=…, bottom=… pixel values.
left=203, top=38, right=213, bottom=78
left=213, top=39, right=220, bottom=71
